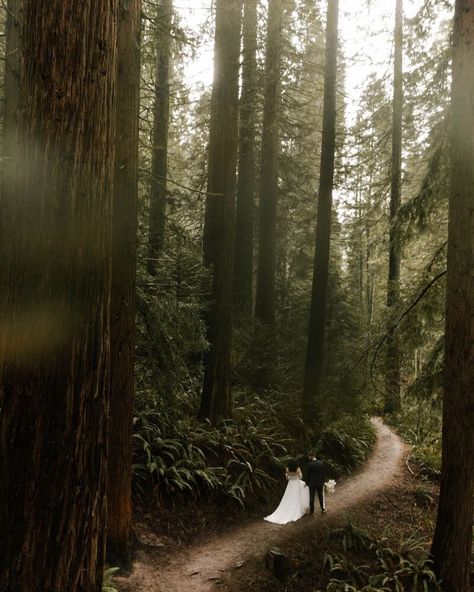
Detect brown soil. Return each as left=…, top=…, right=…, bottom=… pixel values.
left=115, top=418, right=429, bottom=592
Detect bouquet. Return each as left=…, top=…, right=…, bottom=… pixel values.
left=324, top=479, right=336, bottom=494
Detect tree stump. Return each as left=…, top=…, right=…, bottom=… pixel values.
left=265, top=546, right=289, bottom=582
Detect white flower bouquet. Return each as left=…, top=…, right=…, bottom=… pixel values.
left=324, top=479, right=336, bottom=494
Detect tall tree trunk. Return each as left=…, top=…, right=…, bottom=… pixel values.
left=384, top=0, right=403, bottom=415
left=107, top=0, right=141, bottom=572
left=0, top=1, right=117, bottom=590
left=431, top=2, right=474, bottom=590
left=234, top=0, right=257, bottom=317
left=1, top=0, right=20, bottom=197
left=198, top=0, right=242, bottom=423
left=255, top=0, right=283, bottom=327
left=302, top=0, right=339, bottom=419
left=147, top=0, right=172, bottom=274
left=0, top=0, right=21, bottom=543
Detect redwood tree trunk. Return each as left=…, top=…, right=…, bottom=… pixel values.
left=302, top=0, right=339, bottom=419
left=431, top=2, right=474, bottom=590
left=199, top=0, right=242, bottom=423
left=1, top=0, right=20, bottom=195
left=384, top=0, right=403, bottom=415
left=234, top=0, right=258, bottom=317
left=0, top=0, right=21, bottom=544
left=255, top=0, right=283, bottom=327
left=147, top=0, right=172, bottom=273
left=107, top=0, right=141, bottom=572
left=0, top=1, right=117, bottom=590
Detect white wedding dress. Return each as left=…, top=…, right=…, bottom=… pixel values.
left=264, top=470, right=310, bottom=524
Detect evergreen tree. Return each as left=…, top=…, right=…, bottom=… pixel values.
left=1, top=0, right=20, bottom=202
left=431, top=1, right=474, bottom=589
left=234, top=0, right=258, bottom=317
left=385, top=0, right=403, bottom=414
left=107, top=0, right=141, bottom=571
left=147, top=0, right=173, bottom=273
left=0, top=0, right=117, bottom=589
left=302, top=0, right=339, bottom=419
left=255, top=0, right=283, bottom=329
left=199, top=0, right=242, bottom=422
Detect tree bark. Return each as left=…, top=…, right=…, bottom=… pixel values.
left=302, top=0, right=339, bottom=419
left=0, top=1, right=117, bottom=590
left=147, top=0, right=172, bottom=273
left=431, top=2, right=474, bottom=590
left=0, top=0, right=21, bottom=547
left=1, top=0, right=20, bottom=199
left=107, top=0, right=141, bottom=572
left=384, top=0, right=403, bottom=415
left=234, top=0, right=258, bottom=317
left=255, top=0, right=283, bottom=328
left=198, top=0, right=242, bottom=423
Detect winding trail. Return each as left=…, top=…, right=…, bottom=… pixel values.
left=115, top=418, right=405, bottom=592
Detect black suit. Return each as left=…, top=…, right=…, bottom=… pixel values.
left=306, top=459, right=326, bottom=513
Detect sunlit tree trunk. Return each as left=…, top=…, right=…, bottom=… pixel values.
left=107, top=0, right=141, bottom=572
left=431, top=2, right=474, bottom=590
left=255, top=0, right=282, bottom=327
left=199, top=0, right=242, bottom=423
left=234, top=0, right=257, bottom=317
left=302, top=0, right=339, bottom=419
left=0, top=1, right=117, bottom=589
left=147, top=0, right=172, bottom=273
left=384, top=0, right=403, bottom=415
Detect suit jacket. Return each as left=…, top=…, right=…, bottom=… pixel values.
left=306, top=459, right=326, bottom=488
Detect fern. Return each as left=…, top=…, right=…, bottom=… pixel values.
left=102, top=567, right=119, bottom=592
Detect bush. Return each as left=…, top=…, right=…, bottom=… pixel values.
left=318, top=415, right=376, bottom=474
left=132, top=398, right=377, bottom=509
left=132, top=406, right=286, bottom=507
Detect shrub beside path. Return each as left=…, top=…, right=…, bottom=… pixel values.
left=115, top=417, right=406, bottom=592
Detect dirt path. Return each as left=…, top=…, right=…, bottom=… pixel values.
left=115, top=417, right=406, bottom=592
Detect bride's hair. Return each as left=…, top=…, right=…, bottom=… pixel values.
left=287, top=458, right=299, bottom=472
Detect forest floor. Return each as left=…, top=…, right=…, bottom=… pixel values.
left=115, top=418, right=439, bottom=592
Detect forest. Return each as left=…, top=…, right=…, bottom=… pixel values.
left=0, top=0, right=472, bottom=591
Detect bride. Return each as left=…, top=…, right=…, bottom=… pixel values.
left=264, top=459, right=309, bottom=524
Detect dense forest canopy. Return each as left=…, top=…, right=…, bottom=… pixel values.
left=0, top=0, right=472, bottom=591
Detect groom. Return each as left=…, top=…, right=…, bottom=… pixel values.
left=306, top=451, right=327, bottom=514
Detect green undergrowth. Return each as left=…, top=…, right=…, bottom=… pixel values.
left=389, top=402, right=441, bottom=482
left=102, top=567, right=119, bottom=592
left=262, top=523, right=443, bottom=592
left=132, top=392, right=376, bottom=509
left=318, top=523, right=442, bottom=591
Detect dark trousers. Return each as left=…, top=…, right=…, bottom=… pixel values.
left=309, top=485, right=325, bottom=513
